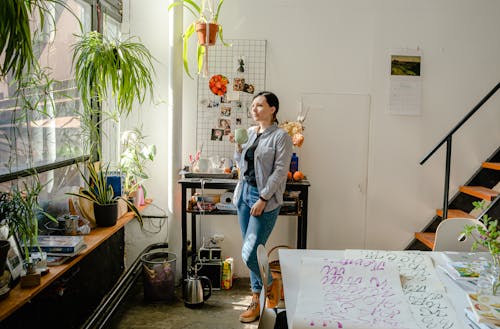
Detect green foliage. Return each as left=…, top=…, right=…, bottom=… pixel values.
left=463, top=200, right=500, bottom=263
left=72, top=31, right=155, bottom=118
left=120, top=127, right=156, bottom=195
left=0, top=175, right=56, bottom=262
left=168, top=0, right=229, bottom=78
left=0, top=0, right=78, bottom=81
left=66, top=162, right=143, bottom=225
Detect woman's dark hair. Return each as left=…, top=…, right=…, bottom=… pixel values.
left=253, top=91, right=279, bottom=124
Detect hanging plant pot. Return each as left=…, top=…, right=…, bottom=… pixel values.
left=93, top=203, right=119, bottom=227
left=196, top=22, right=218, bottom=46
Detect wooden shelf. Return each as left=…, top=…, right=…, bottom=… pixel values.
left=0, top=201, right=150, bottom=322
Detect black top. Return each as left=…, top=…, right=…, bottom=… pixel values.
left=243, top=133, right=262, bottom=187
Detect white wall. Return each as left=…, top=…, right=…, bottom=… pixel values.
left=121, top=0, right=173, bottom=267
left=124, top=0, right=500, bottom=278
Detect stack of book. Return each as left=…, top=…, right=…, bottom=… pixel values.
left=29, top=235, right=87, bottom=266
left=466, top=293, right=500, bottom=329
left=439, top=252, right=491, bottom=292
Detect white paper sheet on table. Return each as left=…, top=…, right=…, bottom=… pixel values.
left=293, top=257, right=418, bottom=329
left=345, top=250, right=461, bottom=329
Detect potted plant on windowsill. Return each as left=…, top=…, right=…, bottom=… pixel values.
left=168, top=0, right=229, bottom=78
left=67, top=162, right=143, bottom=227
left=0, top=176, right=58, bottom=287
left=120, top=128, right=156, bottom=206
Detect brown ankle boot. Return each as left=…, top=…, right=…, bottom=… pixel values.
left=239, top=296, right=260, bottom=323
left=266, top=279, right=281, bottom=308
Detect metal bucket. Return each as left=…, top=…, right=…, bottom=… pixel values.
left=140, top=251, right=176, bottom=302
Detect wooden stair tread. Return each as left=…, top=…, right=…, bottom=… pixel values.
left=436, top=209, right=474, bottom=219
left=483, top=162, right=500, bottom=171
left=415, top=232, right=435, bottom=250
left=459, top=185, right=499, bottom=201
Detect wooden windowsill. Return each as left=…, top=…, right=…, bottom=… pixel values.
left=0, top=200, right=151, bottom=321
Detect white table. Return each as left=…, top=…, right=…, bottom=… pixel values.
left=279, top=249, right=474, bottom=329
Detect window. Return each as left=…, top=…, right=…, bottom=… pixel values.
left=0, top=0, right=124, bottom=183
left=0, top=0, right=92, bottom=179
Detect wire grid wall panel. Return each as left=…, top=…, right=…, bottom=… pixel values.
left=196, top=39, right=267, bottom=159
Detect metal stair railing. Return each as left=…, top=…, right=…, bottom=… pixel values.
left=420, top=82, right=500, bottom=220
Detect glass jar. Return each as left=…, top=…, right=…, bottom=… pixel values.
left=477, top=263, right=500, bottom=296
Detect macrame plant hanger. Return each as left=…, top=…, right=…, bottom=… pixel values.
left=201, top=0, right=215, bottom=77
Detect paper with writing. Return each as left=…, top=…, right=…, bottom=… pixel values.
left=293, top=257, right=418, bottom=329
left=345, top=250, right=460, bottom=329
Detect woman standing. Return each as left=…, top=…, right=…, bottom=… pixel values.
left=232, top=91, right=293, bottom=323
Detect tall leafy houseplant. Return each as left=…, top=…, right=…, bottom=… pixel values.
left=168, top=0, right=229, bottom=78
left=72, top=31, right=155, bottom=158
left=0, top=0, right=76, bottom=81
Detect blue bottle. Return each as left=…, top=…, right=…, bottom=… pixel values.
left=290, top=153, right=299, bottom=173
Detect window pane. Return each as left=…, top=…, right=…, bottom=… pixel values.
left=0, top=0, right=91, bottom=176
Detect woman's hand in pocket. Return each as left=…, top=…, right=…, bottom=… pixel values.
left=250, top=199, right=266, bottom=216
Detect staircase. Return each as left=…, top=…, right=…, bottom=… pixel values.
left=409, top=148, right=500, bottom=251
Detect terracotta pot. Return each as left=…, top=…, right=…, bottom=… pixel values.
left=93, top=203, right=118, bottom=227
left=195, top=22, right=218, bottom=46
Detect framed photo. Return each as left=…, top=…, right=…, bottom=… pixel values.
left=220, top=105, right=231, bottom=117
left=211, top=129, right=224, bottom=141
left=6, top=235, right=23, bottom=281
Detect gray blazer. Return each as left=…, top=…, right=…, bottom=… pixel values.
left=233, top=124, right=293, bottom=212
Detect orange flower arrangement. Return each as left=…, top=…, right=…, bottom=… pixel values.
left=280, top=105, right=309, bottom=147
left=209, top=74, right=228, bottom=96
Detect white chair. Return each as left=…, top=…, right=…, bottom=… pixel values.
left=433, top=217, right=485, bottom=251
left=256, top=244, right=277, bottom=329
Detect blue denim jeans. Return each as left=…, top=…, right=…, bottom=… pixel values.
left=237, top=181, right=280, bottom=293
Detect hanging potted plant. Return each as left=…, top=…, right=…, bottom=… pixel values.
left=72, top=31, right=155, bottom=118
left=168, top=0, right=229, bottom=78
left=72, top=30, right=156, bottom=162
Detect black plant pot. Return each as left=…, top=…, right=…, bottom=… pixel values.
left=0, top=240, right=10, bottom=274
left=93, top=203, right=118, bottom=227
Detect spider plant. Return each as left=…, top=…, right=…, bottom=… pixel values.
left=72, top=31, right=155, bottom=118
left=0, top=0, right=78, bottom=81
left=168, top=0, right=229, bottom=78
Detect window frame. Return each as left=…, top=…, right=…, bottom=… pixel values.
left=0, top=0, right=123, bottom=184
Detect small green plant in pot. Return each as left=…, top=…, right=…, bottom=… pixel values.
left=120, top=127, right=156, bottom=202
left=0, top=177, right=56, bottom=265
left=67, top=162, right=143, bottom=227
left=168, top=0, right=229, bottom=78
